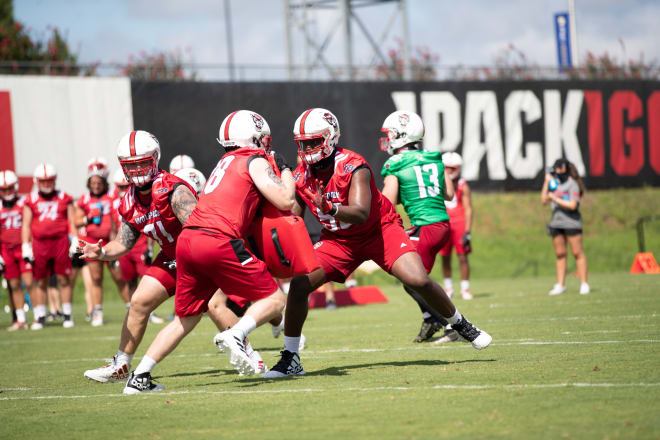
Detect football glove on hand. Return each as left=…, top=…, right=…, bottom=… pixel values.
left=69, top=237, right=83, bottom=259
left=164, top=259, right=176, bottom=270
left=0, top=255, right=4, bottom=273
left=462, top=232, right=472, bottom=251
left=22, top=242, right=34, bottom=263
left=272, top=151, right=291, bottom=173
left=302, top=179, right=336, bottom=216
left=143, top=247, right=153, bottom=265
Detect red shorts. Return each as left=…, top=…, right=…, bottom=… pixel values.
left=438, top=220, right=471, bottom=256
left=0, top=244, right=32, bottom=280
left=315, top=219, right=415, bottom=283
left=118, top=243, right=149, bottom=281
left=144, top=252, right=177, bottom=296
left=32, top=235, right=71, bottom=280
left=406, top=221, right=450, bottom=273
left=175, top=228, right=278, bottom=317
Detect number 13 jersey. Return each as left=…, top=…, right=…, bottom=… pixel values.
left=118, top=170, right=196, bottom=260
left=381, top=150, right=449, bottom=226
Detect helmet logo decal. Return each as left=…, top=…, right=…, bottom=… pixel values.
left=398, top=113, right=410, bottom=127
left=251, top=113, right=264, bottom=131
left=323, top=112, right=338, bottom=129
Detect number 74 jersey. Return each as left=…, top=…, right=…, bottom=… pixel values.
left=118, top=170, right=197, bottom=260
left=381, top=150, right=449, bottom=227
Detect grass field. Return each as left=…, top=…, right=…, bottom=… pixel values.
left=1, top=271, right=658, bottom=439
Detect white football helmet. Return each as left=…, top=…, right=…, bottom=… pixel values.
left=174, top=167, right=206, bottom=195
left=33, top=163, right=57, bottom=194
left=442, top=152, right=463, bottom=179
left=380, top=110, right=425, bottom=155
left=217, top=110, right=271, bottom=151
left=0, top=170, right=19, bottom=201
left=294, top=108, right=340, bottom=165
left=87, top=157, right=110, bottom=180
left=116, top=130, right=161, bottom=186
left=169, top=154, right=195, bottom=174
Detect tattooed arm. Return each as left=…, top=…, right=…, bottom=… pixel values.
left=81, top=217, right=139, bottom=261
left=171, top=184, right=198, bottom=225
left=249, top=156, right=295, bottom=211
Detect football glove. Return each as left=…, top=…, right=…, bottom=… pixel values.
left=163, top=259, right=176, bottom=270
left=302, top=178, right=337, bottom=216
left=462, top=232, right=472, bottom=251
left=272, top=151, right=291, bottom=173
left=22, top=242, right=34, bottom=263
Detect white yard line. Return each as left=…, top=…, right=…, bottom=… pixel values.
left=1, top=383, right=659, bottom=401
left=5, top=338, right=659, bottom=365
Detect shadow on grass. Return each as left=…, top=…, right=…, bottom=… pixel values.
left=158, top=368, right=235, bottom=379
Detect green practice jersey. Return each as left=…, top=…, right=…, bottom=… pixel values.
left=381, top=150, right=449, bottom=226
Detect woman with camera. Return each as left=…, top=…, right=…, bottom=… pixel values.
left=541, top=158, right=590, bottom=296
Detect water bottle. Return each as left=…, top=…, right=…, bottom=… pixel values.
left=92, top=202, right=103, bottom=225
left=548, top=177, right=558, bottom=191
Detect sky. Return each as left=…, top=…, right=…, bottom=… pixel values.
left=14, top=0, right=660, bottom=80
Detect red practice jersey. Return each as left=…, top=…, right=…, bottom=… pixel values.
left=185, top=148, right=267, bottom=239
left=294, top=147, right=400, bottom=239
left=77, top=191, right=115, bottom=241
left=0, top=196, right=27, bottom=248
left=444, top=178, right=466, bottom=224
left=24, top=190, right=73, bottom=240
left=118, top=170, right=196, bottom=260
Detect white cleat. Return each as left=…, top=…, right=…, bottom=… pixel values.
left=548, top=284, right=566, bottom=296
left=579, top=283, right=590, bottom=295
left=272, top=318, right=284, bottom=338
left=84, top=356, right=131, bottom=383
left=451, top=317, right=492, bottom=350
left=30, top=320, right=44, bottom=331
left=91, top=309, right=104, bottom=327
left=445, top=286, right=454, bottom=298
left=240, top=346, right=267, bottom=376
left=461, top=289, right=473, bottom=300
left=149, top=312, right=165, bottom=324
left=62, top=319, right=74, bottom=328
left=213, top=330, right=261, bottom=376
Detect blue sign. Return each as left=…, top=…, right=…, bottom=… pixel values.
left=554, top=12, right=572, bottom=71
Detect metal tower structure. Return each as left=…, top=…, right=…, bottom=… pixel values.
left=282, top=0, right=410, bottom=81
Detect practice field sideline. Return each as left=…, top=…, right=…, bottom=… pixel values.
left=1, top=272, right=658, bottom=439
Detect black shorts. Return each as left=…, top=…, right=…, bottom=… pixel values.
left=547, top=226, right=582, bottom=237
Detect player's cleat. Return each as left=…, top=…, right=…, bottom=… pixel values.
left=123, top=371, right=164, bottom=394
left=213, top=330, right=261, bottom=376
left=84, top=356, right=131, bottom=383
left=91, top=309, right=103, bottom=327
left=325, top=300, right=338, bottom=310
left=262, top=350, right=306, bottom=378
left=62, top=315, right=74, bottom=328
left=413, top=320, right=442, bottom=343
left=7, top=321, right=27, bottom=331
left=272, top=318, right=284, bottom=338
left=431, top=328, right=463, bottom=345
left=30, top=316, right=45, bottom=330
left=149, top=312, right=165, bottom=324
left=549, top=284, right=566, bottom=296
left=345, top=278, right=357, bottom=288
left=241, top=345, right=267, bottom=376
left=461, top=289, right=473, bottom=300
left=452, top=317, right=491, bottom=350
left=579, top=282, right=590, bottom=295
left=84, top=312, right=92, bottom=322
left=445, top=286, right=454, bottom=298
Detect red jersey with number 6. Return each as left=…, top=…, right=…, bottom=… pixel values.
left=1, top=196, right=27, bottom=248
left=185, top=148, right=266, bottom=239
left=24, top=190, right=73, bottom=240
left=118, top=170, right=196, bottom=260
left=294, top=147, right=400, bottom=239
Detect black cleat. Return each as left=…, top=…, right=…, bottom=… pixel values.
left=262, top=350, right=306, bottom=378
left=451, top=317, right=492, bottom=350
left=413, top=320, right=443, bottom=343
left=123, top=371, right=164, bottom=394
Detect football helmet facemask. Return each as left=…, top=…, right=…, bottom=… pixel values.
left=380, top=111, right=424, bottom=155
left=117, top=130, right=161, bottom=187
left=294, top=108, right=340, bottom=165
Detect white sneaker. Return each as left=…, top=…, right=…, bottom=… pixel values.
left=62, top=318, right=74, bottom=328
left=7, top=321, right=28, bottom=331
left=579, top=283, right=590, bottom=295
left=149, top=312, right=165, bottom=324
left=452, top=317, right=492, bottom=350
left=345, top=279, right=357, bottom=288
left=241, top=346, right=267, bottom=376
left=84, top=356, right=131, bottom=383
left=461, top=289, right=473, bottom=300
left=445, top=286, right=454, bottom=298
left=548, top=284, right=566, bottom=296
left=30, top=320, right=44, bottom=330
left=213, top=330, right=261, bottom=376
left=272, top=318, right=284, bottom=338
left=91, top=309, right=103, bottom=327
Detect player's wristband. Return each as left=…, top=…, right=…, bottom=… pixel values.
left=328, top=204, right=338, bottom=216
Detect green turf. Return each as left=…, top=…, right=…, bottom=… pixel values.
left=1, top=271, right=658, bottom=439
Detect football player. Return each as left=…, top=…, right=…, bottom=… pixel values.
left=0, top=170, right=34, bottom=331
left=264, top=108, right=491, bottom=378
left=439, top=152, right=474, bottom=300
left=168, top=154, right=195, bottom=174
left=22, top=164, right=77, bottom=329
